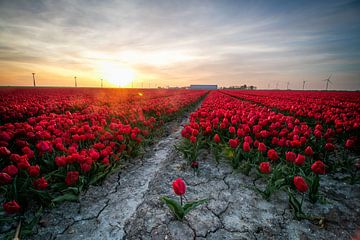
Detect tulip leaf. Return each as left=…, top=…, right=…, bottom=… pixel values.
left=52, top=193, right=79, bottom=203
left=183, top=198, right=208, bottom=215
left=161, top=196, right=184, bottom=220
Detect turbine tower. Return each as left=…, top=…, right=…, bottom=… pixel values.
left=323, top=74, right=333, bottom=91
left=74, top=76, right=77, bottom=87
left=101, top=78, right=103, bottom=88
left=286, top=82, right=290, bottom=90
left=32, top=73, right=36, bottom=87
left=302, top=80, right=307, bottom=90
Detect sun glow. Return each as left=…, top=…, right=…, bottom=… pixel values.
left=99, top=63, right=135, bottom=87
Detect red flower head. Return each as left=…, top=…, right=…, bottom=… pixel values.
left=65, top=171, right=79, bottom=186
left=191, top=161, right=199, bottom=169
left=243, top=142, right=251, bottom=152
left=36, top=141, right=50, bottom=152
left=311, top=160, right=326, bottom=175
left=0, top=172, right=12, bottom=184
left=229, top=126, right=236, bottom=134
left=28, top=165, right=40, bottom=177
left=304, top=146, right=314, bottom=156
left=294, top=154, right=305, bottom=166
left=172, top=178, right=186, bottom=196
left=33, top=177, right=48, bottom=190
left=190, top=136, right=197, bottom=143
left=244, top=135, right=253, bottom=144
left=259, top=162, right=271, bottom=174
left=214, top=134, right=221, bottom=143
left=55, top=156, right=67, bottom=167
left=267, top=149, right=279, bottom=161
left=229, top=139, right=239, bottom=149
left=17, top=155, right=30, bottom=170
left=345, top=139, right=354, bottom=149
left=293, top=176, right=308, bottom=192
left=0, top=146, right=11, bottom=156
left=258, top=142, right=267, bottom=152
left=325, top=143, right=335, bottom=152
left=285, top=151, right=296, bottom=162
left=3, top=201, right=21, bottom=214
left=2, top=165, right=18, bottom=176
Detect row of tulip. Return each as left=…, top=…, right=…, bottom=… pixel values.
left=220, top=90, right=360, bottom=135
left=0, top=88, right=206, bottom=228
left=179, top=91, right=359, bottom=219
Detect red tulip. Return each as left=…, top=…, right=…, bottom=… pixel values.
left=17, top=155, right=30, bottom=169
left=36, top=141, right=50, bottom=152
left=65, top=171, right=79, bottom=186
left=2, top=165, right=18, bottom=176
left=243, top=142, right=251, bottom=152
left=172, top=178, right=186, bottom=196
left=3, top=201, right=21, bottom=214
left=28, top=165, right=40, bottom=177
left=293, top=176, right=308, bottom=192
left=285, top=151, right=296, bottom=162
left=214, top=134, right=221, bottom=143
left=190, top=136, right=197, bottom=143
left=55, top=156, right=67, bottom=167
left=0, top=172, right=12, bottom=184
left=304, top=146, right=314, bottom=156
left=267, top=149, right=279, bottom=161
left=229, top=126, right=236, bottom=134
left=325, top=143, right=335, bottom=152
left=294, top=154, right=305, bottom=166
left=0, top=146, right=11, bottom=156
left=345, top=139, right=354, bottom=149
left=229, top=139, right=239, bottom=149
left=259, top=162, right=271, bottom=174
left=33, top=177, right=48, bottom=190
left=258, top=142, right=267, bottom=152
left=311, top=160, right=326, bottom=175
left=191, top=161, right=199, bottom=169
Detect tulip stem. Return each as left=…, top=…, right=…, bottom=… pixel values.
left=13, top=220, right=21, bottom=240
left=300, top=193, right=305, bottom=207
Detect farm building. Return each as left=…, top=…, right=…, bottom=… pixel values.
left=189, top=84, right=218, bottom=90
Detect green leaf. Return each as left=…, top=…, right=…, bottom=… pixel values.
left=288, top=191, right=301, bottom=213
left=183, top=199, right=208, bottom=215
left=89, top=170, right=110, bottom=185
left=161, top=196, right=184, bottom=220
left=274, top=178, right=286, bottom=189
left=52, top=193, right=79, bottom=203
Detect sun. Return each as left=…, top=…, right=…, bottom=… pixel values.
left=100, top=63, right=135, bottom=87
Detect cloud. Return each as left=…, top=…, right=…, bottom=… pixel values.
left=0, top=0, right=359, bottom=89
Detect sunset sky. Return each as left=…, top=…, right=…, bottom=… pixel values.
left=0, top=0, right=359, bottom=90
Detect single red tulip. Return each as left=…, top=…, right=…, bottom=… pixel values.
left=259, top=162, right=271, bottom=174
left=65, top=171, right=79, bottom=186
left=294, top=176, right=308, bottom=192
left=311, top=160, right=326, bottom=175
left=172, top=178, right=186, bottom=196
left=3, top=201, right=21, bottom=214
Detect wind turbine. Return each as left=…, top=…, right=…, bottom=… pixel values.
left=101, top=78, right=103, bottom=88
left=32, top=73, right=36, bottom=87
left=286, top=82, right=290, bottom=90
left=74, top=76, right=77, bottom=87
left=302, top=80, right=307, bottom=90
left=323, top=74, right=333, bottom=91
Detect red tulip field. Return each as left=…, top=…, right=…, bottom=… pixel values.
left=0, top=88, right=359, bottom=239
